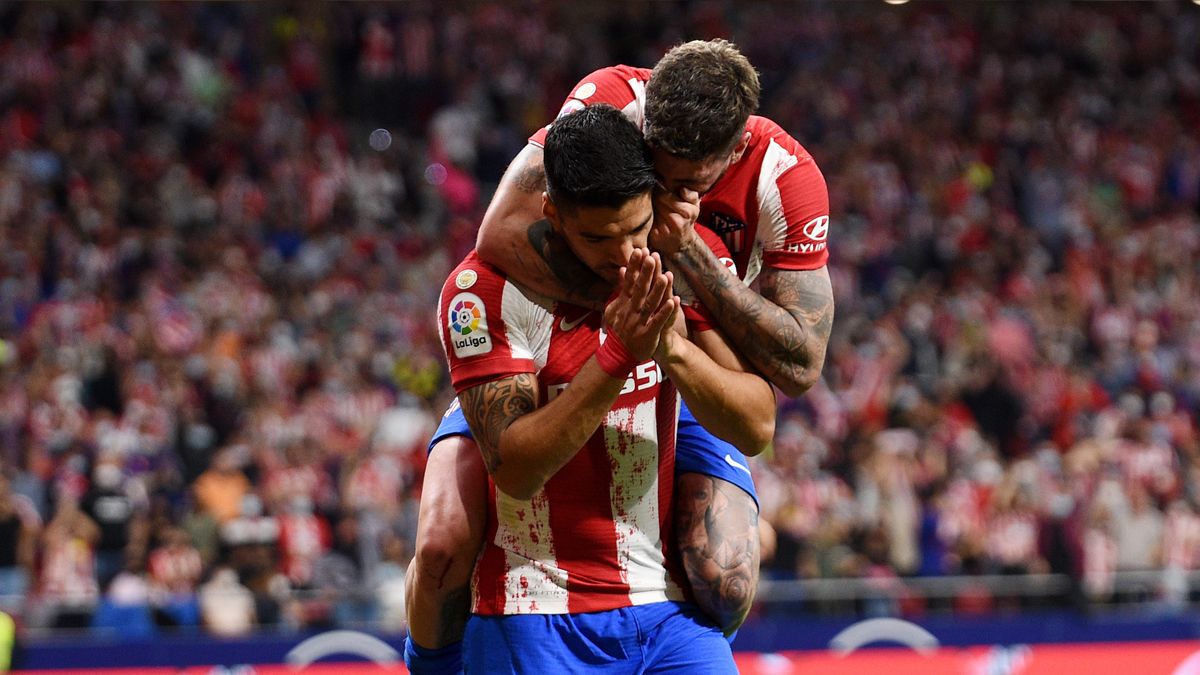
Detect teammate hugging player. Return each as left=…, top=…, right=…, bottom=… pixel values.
left=406, top=38, right=834, bottom=673
left=427, top=105, right=774, bottom=673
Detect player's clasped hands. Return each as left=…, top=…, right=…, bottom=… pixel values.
left=649, top=186, right=701, bottom=256
left=604, top=248, right=680, bottom=362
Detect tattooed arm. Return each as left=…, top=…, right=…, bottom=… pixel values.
left=458, top=369, right=619, bottom=500
left=669, top=233, right=834, bottom=397
left=675, top=473, right=760, bottom=635
left=476, top=144, right=609, bottom=309
left=458, top=251, right=677, bottom=500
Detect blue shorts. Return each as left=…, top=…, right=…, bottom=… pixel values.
left=463, top=601, right=735, bottom=674
left=430, top=399, right=758, bottom=507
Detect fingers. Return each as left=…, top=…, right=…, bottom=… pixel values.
left=642, top=261, right=671, bottom=316
left=622, top=248, right=650, bottom=299
left=647, top=295, right=681, bottom=335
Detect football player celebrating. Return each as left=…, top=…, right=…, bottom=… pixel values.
left=406, top=39, right=833, bottom=672
left=431, top=105, right=773, bottom=673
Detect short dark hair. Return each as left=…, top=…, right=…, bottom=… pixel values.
left=543, top=104, right=656, bottom=213
left=644, top=39, right=761, bottom=161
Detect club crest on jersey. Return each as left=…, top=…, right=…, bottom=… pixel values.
left=709, top=212, right=748, bottom=253
left=447, top=292, right=492, bottom=357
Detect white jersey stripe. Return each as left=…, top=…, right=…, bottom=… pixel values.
left=622, top=77, right=648, bottom=132
left=605, top=398, right=680, bottom=606
left=496, top=489, right=568, bottom=614
left=751, top=139, right=801, bottom=284
left=500, top=280, right=554, bottom=369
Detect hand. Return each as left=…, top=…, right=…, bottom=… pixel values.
left=603, top=249, right=680, bottom=362
left=650, top=186, right=701, bottom=256
left=654, top=296, right=686, bottom=362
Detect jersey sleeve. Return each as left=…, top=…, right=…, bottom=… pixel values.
left=758, top=151, right=831, bottom=272
left=679, top=225, right=738, bottom=333
left=528, top=66, right=649, bottom=147
left=438, top=258, right=539, bottom=393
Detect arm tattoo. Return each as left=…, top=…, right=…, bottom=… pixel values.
left=526, top=219, right=610, bottom=302
left=459, top=374, right=538, bottom=474
left=675, top=473, right=760, bottom=633
left=511, top=160, right=546, bottom=194
left=671, top=239, right=834, bottom=395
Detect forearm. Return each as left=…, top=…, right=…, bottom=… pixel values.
left=658, top=337, right=775, bottom=456
left=669, top=237, right=829, bottom=396
left=476, top=362, right=625, bottom=500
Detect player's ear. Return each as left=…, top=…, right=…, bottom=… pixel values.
left=542, top=193, right=563, bottom=233
left=730, top=130, right=751, bottom=162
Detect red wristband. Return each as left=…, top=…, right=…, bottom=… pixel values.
left=595, top=332, right=637, bottom=380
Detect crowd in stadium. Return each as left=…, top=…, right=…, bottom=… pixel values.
left=0, top=0, right=1198, bottom=635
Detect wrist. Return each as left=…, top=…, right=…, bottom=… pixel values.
left=668, top=230, right=703, bottom=262
left=654, top=330, right=685, bottom=366
left=595, top=332, right=638, bottom=380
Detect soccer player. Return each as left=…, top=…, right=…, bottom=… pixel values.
left=433, top=104, right=774, bottom=673
left=405, top=38, right=833, bottom=669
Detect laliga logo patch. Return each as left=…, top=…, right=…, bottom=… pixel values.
left=448, top=292, right=492, bottom=357
left=803, top=215, right=830, bottom=241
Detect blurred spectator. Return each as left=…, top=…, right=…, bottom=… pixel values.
left=36, top=489, right=100, bottom=629
left=0, top=474, right=38, bottom=616
left=147, top=526, right=203, bottom=628
left=91, top=561, right=156, bottom=640
left=193, top=449, right=250, bottom=525
left=81, top=460, right=148, bottom=587
left=197, top=567, right=256, bottom=637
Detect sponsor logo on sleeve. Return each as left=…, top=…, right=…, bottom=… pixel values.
left=786, top=216, right=830, bottom=254
left=447, top=292, right=492, bottom=357
left=573, top=82, right=597, bottom=100
left=802, top=215, right=830, bottom=241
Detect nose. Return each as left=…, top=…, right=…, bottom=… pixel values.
left=613, top=238, right=635, bottom=269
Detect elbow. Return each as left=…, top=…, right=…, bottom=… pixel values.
left=739, top=415, right=776, bottom=458
left=493, top=472, right=543, bottom=502
left=775, top=364, right=821, bottom=398
left=729, top=398, right=776, bottom=458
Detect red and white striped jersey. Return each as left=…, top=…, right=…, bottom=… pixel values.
left=529, top=65, right=830, bottom=284
left=437, top=252, right=685, bottom=615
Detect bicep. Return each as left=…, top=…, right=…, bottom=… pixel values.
left=756, top=266, right=835, bottom=348
left=457, top=373, right=539, bottom=473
